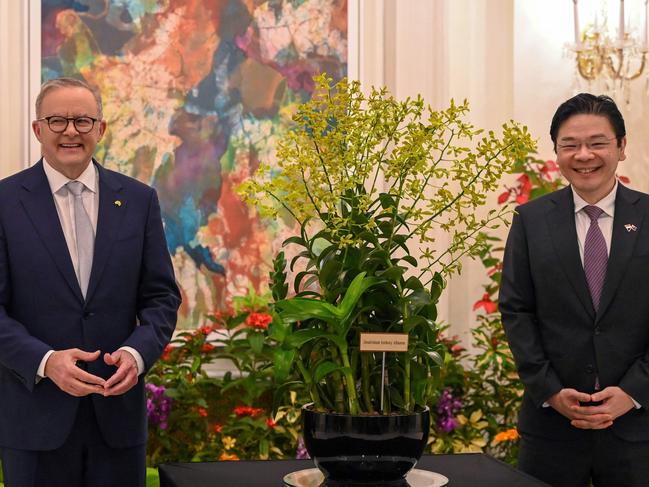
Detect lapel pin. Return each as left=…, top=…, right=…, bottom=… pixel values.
left=624, top=223, right=637, bottom=232
left=114, top=200, right=122, bottom=207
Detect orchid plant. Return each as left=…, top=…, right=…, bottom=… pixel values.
left=238, top=74, right=536, bottom=415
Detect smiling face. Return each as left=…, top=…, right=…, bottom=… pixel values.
left=555, top=113, right=626, bottom=204
left=32, top=86, right=106, bottom=180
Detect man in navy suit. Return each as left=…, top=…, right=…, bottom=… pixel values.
left=0, top=77, right=180, bottom=486
left=500, top=94, right=649, bottom=486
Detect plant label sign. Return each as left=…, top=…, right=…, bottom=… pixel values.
left=360, top=333, right=409, bottom=352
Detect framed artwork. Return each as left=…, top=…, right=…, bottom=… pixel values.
left=33, top=0, right=351, bottom=328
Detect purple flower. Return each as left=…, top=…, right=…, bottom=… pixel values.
left=435, top=387, right=462, bottom=433
left=296, top=437, right=310, bottom=460
left=146, top=383, right=173, bottom=430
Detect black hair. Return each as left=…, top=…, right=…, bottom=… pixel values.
left=549, top=93, right=625, bottom=150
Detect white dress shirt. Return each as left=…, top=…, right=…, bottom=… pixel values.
left=36, top=159, right=144, bottom=379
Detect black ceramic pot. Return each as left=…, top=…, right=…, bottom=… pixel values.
left=302, top=405, right=430, bottom=485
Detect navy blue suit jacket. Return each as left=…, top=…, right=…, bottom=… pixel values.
left=0, top=160, right=180, bottom=450
left=500, top=184, right=649, bottom=442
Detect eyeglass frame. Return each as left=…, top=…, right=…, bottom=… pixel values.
left=555, top=136, right=619, bottom=154
left=34, top=115, right=101, bottom=134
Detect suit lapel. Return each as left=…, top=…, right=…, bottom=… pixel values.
left=85, top=163, right=126, bottom=303
left=19, top=161, right=84, bottom=302
left=596, top=185, right=642, bottom=322
left=547, top=186, right=596, bottom=319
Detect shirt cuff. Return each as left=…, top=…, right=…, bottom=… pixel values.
left=118, top=346, right=144, bottom=375
left=631, top=397, right=642, bottom=409
left=37, top=350, right=55, bottom=381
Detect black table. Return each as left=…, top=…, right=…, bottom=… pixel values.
left=159, top=454, right=550, bottom=486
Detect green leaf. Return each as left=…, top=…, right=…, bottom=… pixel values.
left=379, top=193, right=397, bottom=209
left=269, top=311, right=291, bottom=343
left=319, top=258, right=343, bottom=288
left=273, top=348, right=295, bottom=382
left=248, top=331, right=264, bottom=354
left=378, top=266, right=405, bottom=282
left=314, top=361, right=346, bottom=382
left=430, top=272, right=445, bottom=303
left=337, top=272, right=381, bottom=323
left=404, top=276, right=424, bottom=290
left=403, top=315, right=430, bottom=333
left=400, top=255, right=418, bottom=267
left=282, top=236, right=307, bottom=248
left=276, top=297, right=341, bottom=323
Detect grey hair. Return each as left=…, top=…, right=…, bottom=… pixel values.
left=35, top=77, right=103, bottom=119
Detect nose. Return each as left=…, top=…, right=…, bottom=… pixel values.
left=62, top=119, right=79, bottom=136
left=574, top=144, right=594, bottom=160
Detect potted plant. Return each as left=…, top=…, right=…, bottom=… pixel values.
left=238, top=75, right=535, bottom=484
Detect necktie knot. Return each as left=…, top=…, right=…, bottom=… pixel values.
left=583, top=205, right=604, bottom=222
left=66, top=180, right=85, bottom=197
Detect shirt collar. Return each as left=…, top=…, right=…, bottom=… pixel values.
left=572, top=180, right=617, bottom=218
left=43, top=159, right=98, bottom=195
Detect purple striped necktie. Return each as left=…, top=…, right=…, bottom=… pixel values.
left=583, top=205, right=608, bottom=311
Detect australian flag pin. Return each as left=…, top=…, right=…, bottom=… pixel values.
left=624, top=223, right=638, bottom=232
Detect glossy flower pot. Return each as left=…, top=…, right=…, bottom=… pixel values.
left=302, top=405, right=430, bottom=485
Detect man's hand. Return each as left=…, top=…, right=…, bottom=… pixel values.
left=44, top=348, right=105, bottom=397
left=547, top=388, right=613, bottom=429
left=570, top=386, right=635, bottom=429
left=103, top=350, right=138, bottom=397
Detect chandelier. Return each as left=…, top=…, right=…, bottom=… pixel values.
left=569, top=0, right=648, bottom=100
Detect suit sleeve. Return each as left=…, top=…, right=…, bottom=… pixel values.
left=0, top=216, right=51, bottom=391
left=499, top=209, right=564, bottom=407
left=120, top=189, right=180, bottom=372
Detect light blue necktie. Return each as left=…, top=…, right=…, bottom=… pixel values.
left=66, top=181, right=94, bottom=298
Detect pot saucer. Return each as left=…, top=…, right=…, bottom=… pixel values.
left=283, top=468, right=449, bottom=487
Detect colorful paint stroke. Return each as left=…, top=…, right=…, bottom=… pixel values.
left=41, top=0, right=348, bottom=328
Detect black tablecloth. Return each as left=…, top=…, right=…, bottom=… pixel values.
left=159, top=454, right=550, bottom=486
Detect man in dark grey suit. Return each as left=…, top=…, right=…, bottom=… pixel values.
left=500, top=94, right=649, bottom=487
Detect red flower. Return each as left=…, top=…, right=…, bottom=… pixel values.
left=266, top=417, right=276, bottom=429
left=202, top=343, right=215, bottom=353
left=473, top=293, right=498, bottom=314
left=245, top=312, right=272, bottom=330
left=198, top=325, right=213, bottom=335
left=161, top=344, right=173, bottom=361
left=233, top=405, right=264, bottom=417
left=617, top=174, right=630, bottom=184
left=515, top=193, right=529, bottom=205
left=450, top=344, right=465, bottom=355
left=497, top=190, right=511, bottom=205
left=540, top=160, right=559, bottom=180
left=197, top=407, right=208, bottom=417
left=491, top=336, right=499, bottom=348
left=211, top=423, right=222, bottom=433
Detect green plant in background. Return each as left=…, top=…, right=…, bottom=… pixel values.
left=428, top=155, right=564, bottom=463
left=239, top=74, right=536, bottom=415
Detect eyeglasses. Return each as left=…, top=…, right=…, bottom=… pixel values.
left=35, top=116, right=100, bottom=134
left=556, top=136, right=617, bottom=154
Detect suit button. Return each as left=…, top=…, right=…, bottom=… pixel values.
left=83, top=311, right=95, bottom=319
left=586, top=364, right=594, bottom=373
left=594, top=327, right=601, bottom=335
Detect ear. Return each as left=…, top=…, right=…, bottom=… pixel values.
left=618, top=136, right=627, bottom=162
left=97, top=120, right=107, bottom=140
left=32, top=120, right=43, bottom=142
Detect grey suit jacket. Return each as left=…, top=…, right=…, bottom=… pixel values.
left=500, top=184, right=649, bottom=441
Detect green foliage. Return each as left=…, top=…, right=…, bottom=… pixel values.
left=238, top=74, right=536, bottom=414
left=145, top=293, right=309, bottom=466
